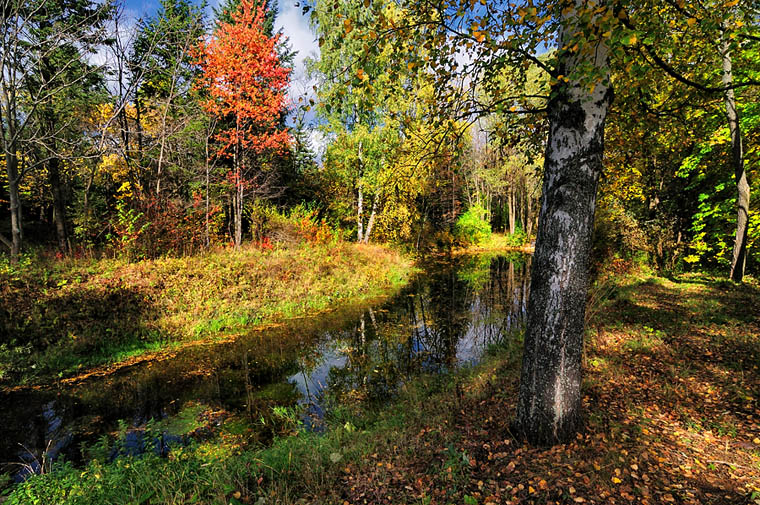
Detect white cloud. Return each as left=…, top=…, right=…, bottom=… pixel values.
left=275, top=1, right=318, bottom=84
left=276, top=2, right=321, bottom=132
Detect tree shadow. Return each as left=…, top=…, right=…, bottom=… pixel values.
left=345, top=274, right=760, bottom=504
left=0, top=282, right=162, bottom=383
left=579, top=276, right=760, bottom=503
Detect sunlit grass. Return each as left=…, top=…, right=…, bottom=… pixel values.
left=0, top=241, right=415, bottom=385
left=5, top=268, right=759, bottom=504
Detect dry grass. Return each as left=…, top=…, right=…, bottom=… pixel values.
left=0, top=241, right=414, bottom=386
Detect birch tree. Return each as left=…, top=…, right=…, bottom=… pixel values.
left=620, top=0, right=760, bottom=281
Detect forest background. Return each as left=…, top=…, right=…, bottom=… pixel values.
left=1, top=0, right=754, bottom=276
left=2, top=0, right=760, bottom=502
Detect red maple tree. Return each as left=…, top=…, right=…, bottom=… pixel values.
left=195, top=0, right=290, bottom=246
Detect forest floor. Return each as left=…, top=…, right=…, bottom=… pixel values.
left=324, top=269, right=760, bottom=505
left=0, top=241, right=413, bottom=387
left=4, top=266, right=760, bottom=505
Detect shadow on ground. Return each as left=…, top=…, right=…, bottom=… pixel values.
left=339, top=274, right=760, bottom=505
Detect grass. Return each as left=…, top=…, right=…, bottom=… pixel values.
left=0, top=241, right=414, bottom=386
left=4, top=268, right=760, bottom=505
left=454, top=232, right=534, bottom=255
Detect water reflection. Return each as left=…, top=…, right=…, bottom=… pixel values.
left=295, top=253, right=531, bottom=413
left=0, top=253, right=530, bottom=481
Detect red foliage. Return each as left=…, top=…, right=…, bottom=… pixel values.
left=110, top=195, right=223, bottom=258
left=294, top=211, right=334, bottom=244
left=194, top=0, right=290, bottom=158
left=259, top=236, right=273, bottom=250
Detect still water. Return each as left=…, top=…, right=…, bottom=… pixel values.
left=0, top=253, right=530, bottom=480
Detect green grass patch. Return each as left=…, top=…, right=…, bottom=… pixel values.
left=6, top=268, right=759, bottom=505
left=0, top=242, right=415, bottom=386
left=4, top=337, right=514, bottom=505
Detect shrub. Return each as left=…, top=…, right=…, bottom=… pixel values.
left=454, top=205, right=492, bottom=245
left=107, top=195, right=224, bottom=260
left=504, top=223, right=527, bottom=246
left=252, top=202, right=338, bottom=246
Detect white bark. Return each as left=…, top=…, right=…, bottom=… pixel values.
left=515, top=1, right=611, bottom=445
left=721, top=35, right=750, bottom=282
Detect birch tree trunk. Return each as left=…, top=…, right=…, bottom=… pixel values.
left=233, top=122, right=243, bottom=248
left=205, top=128, right=211, bottom=248
left=356, top=140, right=364, bottom=243
left=1, top=64, right=22, bottom=260
left=508, top=187, right=516, bottom=235
left=6, top=151, right=22, bottom=260
left=357, top=183, right=364, bottom=243
left=526, top=197, right=535, bottom=240
left=514, top=3, right=611, bottom=445
left=363, top=193, right=378, bottom=244
left=721, top=36, right=750, bottom=282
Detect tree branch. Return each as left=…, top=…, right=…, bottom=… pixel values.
left=642, top=45, right=760, bottom=93
left=618, top=15, right=760, bottom=94
left=0, top=232, right=12, bottom=250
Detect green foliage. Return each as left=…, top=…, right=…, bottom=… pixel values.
left=132, top=0, right=205, bottom=98
left=5, top=442, right=257, bottom=505
left=677, top=99, right=760, bottom=270
left=457, top=255, right=491, bottom=290
left=106, top=201, right=151, bottom=260
left=5, top=330, right=483, bottom=505
left=504, top=224, right=527, bottom=247
left=454, top=205, right=492, bottom=246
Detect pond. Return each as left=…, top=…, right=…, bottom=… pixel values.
left=0, top=252, right=531, bottom=482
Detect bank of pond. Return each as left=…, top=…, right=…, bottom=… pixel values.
left=1, top=252, right=532, bottom=503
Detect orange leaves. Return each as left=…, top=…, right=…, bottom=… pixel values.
left=194, top=0, right=290, bottom=158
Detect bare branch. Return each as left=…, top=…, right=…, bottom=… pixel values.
left=0, top=232, right=12, bottom=250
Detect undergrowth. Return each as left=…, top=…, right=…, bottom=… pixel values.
left=4, top=268, right=758, bottom=505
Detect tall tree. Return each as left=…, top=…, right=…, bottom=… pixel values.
left=195, top=0, right=290, bottom=247
left=513, top=2, right=612, bottom=444
left=622, top=0, right=760, bottom=280
left=328, top=0, right=612, bottom=443
left=130, top=0, right=206, bottom=197
left=0, top=0, right=111, bottom=260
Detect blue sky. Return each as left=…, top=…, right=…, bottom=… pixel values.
left=118, top=0, right=322, bottom=143
left=120, top=0, right=319, bottom=94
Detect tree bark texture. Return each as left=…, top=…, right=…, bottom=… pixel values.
left=363, top=193, right=378, bottom=244
left=48, top=156, right=70, bottom=254
left=357, top=183, right=364, bottom=243
left=234, top=162, right=243, bottom=248
left=356, top=140, right=365, bottom=243
left=514, top=4, right=611, bottom=445
left=721, top=37, right=750, bottom=282
left=233, top=124, right=243, bottom=248
left=508, top=187, right=516, bottom=235
left=1, top=78, right=23, bottom=260
left=7, top=152, right=22, bottom=260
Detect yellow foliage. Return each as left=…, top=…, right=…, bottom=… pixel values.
left=98, top=153, right=130, bottom=184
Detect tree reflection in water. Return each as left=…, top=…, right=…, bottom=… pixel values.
left=1, top=253, right=530, bottom=480
left=316, top=253, right=531, bottom=411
